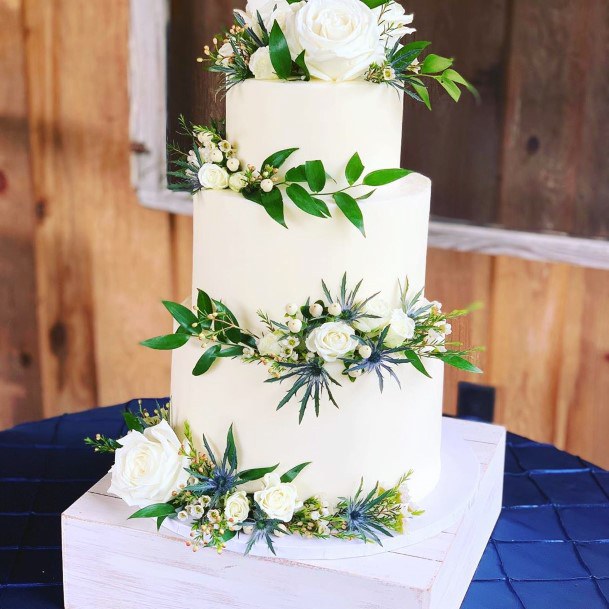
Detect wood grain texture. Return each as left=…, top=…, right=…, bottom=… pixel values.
left=0, top=0, right=43, bottom=428
left=23, top=0, right=174, bottom=415
left=500, top=0, right=609, bottom=237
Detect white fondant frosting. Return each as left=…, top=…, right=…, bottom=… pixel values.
left=226, top=79, right=404, bottom=188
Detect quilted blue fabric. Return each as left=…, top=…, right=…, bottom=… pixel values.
left=0, top=398, right=608, bottom=609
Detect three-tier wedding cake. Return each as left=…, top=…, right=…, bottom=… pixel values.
left=94, top=0, right=480, bottom=556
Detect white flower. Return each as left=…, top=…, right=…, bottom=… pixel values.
left=291, top=0, right=385, bottom=81
left=187, top=150, right=199, bottom=168
left=108, top=420, right=189, bottom=508
left=254, top=473, right=302, bottom=522
left=358, top=344, right=372, bottom=359
left=257, top=331, right=283, bottom=357
left=248, top=46, right=279, bottom=80
left=286, top=303, right=299, bottom=315
left=197, top=131, right=214, bottom=146
left=177, top=510, right=189, bottom=521
left=327, top=302, right=342, bottom=316
left=237, top=0, right=304, bottom=39
left=260, top=178, right=274, bottom=192
left=226, top=157, right=240, bottom=172
left=385, top=309, right=416, bottom=348
left=354, top=298, right=391, bottom=333
left=423, top=328, right=447, bottom=353
left=210, top=149, right=224, bottom=163
left=348, top=368, right=363, bottom=378
left=228, top=171, right=248, bottom=192
left=224, top=491, right=250, bottom=526
left=310, top=510, right=321, bottom=521
left=287, top=318, right=303, bottom=333
left=218, top=42, right=234, bottom=58
left=306, top=321, right=358, bottom=362
left=375, top=2, right=416, bottom=47
left=198, top=163, right=229, bottom=190
left=242, top=524, right=254, bottom=535
left=309, top=303, right=323, bottom=318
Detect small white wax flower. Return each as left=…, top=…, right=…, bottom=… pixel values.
left=290, top=351, right=299, bottom=361
left=309, top=303, right=323, bottom=318
left=193, top=504, right=205, bottom=517
left=358, top=345, right=372, bottom=359
left=261, top=178, right=274, bottom=193
left=211, top=149, right=224, bottom=163
left=242, top=524, right=254, bottom=535
left=310, top=510, right=321, bottom=521
left=288, top=318, right=303, bottom=333
left=218, top=140, right=232, bottom=153
left=177, top=510, right=189, bottom=521
left=226, top=157, right=240, bottom=172
left=286, top=303, right=299, bottom=315
left=199, top=495, right=212, bottom=507
left=328, top=302, right=342, bottom=316
left=305, top=352, right=316, bottom=362
left=383, top=66, right=396, bottom=81
left=348, top=368, right=363, bottom=378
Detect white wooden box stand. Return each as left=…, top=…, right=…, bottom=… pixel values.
left=62, top=418, right=505, bottom=609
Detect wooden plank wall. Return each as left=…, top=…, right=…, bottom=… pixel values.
left=0, top=0, right=608, bottom=469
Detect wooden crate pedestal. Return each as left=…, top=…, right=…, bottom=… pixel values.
left=62, top=417, right=505, bottom=609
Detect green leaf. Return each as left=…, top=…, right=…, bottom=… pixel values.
left=238, top=463, right=279, bottom=483
left=439, top=76, right=461, bottom=102
left=156, top=515, right=168, bottom=530
left=410, top=82, right=431, bottom=110
left=333, top=192, right=366, bottom=237
left=129, top=503, right=175, bottom=520
left=197, top=289, right=213, bottom=317
left=193, top=344, right=222, bottom=376
left=305, top=160, right=326, bottom=193
left=217, top=345, right=245, bottom=358
left=269, top=21, right=292, bottom=79
left=403, top=349, right=431, bottom=378
left=281, top=462, right=311, bottom=483
left=294, top=50, right=310, bottom=81
left=286, top=184, right=331, bottom=218
left=140, top=333, right=190, bottom=350
left=123, top=411, right=144, bottom=432
left=444, top=69, right=479, bottom=99
left=162, top=301, right=199, bottom=334
left=363, top=168, right=412, bottom=186
left=225, top=424, right=238, bottom=471
left=421, top=53, right=453, bottom=74
left=221, top=529, right=237, bottom=542
left=213, top=300, right=241, bottom=343
left=356, top=189, right=376, bottom=201
left=262, top=147, right=299, bottom=170
left=345, top=152, right=365, bottom=186
left=392, top=41, right=431, bottom=68
left=436, top=352, right=482, bottom=373
left=260, top=187, right=287, bottom=228
left=285, top=164, right=307, bottom=182
left=242, top=189, right=262, bottom=205
left=359, top=0, right=390, bottom=8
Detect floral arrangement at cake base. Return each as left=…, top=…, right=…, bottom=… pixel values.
left=86, top=402, right=422, bottom=555
left=143, top=275, right=481, bottom=422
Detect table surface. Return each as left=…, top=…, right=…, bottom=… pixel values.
left=1, top=399, right=608, bottom=609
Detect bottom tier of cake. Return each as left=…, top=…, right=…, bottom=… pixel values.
left=170, top=337, right=445, bottom=503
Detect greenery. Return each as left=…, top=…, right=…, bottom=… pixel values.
left=168, top=117, right=411, bottom=236
left=142, top=275, right=482, bottom=421
left=88, top=414, right=420, bottom=555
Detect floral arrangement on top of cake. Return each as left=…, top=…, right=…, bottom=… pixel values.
left=198, top=0, right=477, bottom=106
left=168, top=116, right=410, bottom=235
left=86, top=402, right=421, bottom=555
left=142, top=275, right=481, bottom=422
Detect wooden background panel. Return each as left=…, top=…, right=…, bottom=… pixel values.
left=0, top=0, right=42, bottom=429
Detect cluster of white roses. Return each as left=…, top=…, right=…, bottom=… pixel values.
left=187, top=129, right=278, bottom=194
left=236, top=0, right=415, bottom=82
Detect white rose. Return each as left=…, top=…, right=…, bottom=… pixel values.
left=257, top=331, right=283, bottom=357
left=225, top=490, right=250, bottom=527
left=248, top=46, right=279, bottom=80
left=305, top=321, right=358, bottom=362
left=354, top=297, right=391, bottom=333
left=238, top=0, right=304, bottom=39
left=108, top=420, right=189, bottom=508
left=385, top=309, right=416, bottom=348
left=291, top=0, right=385, bottom=81
left=197, top=163, right=229, bottom=190
left=228, top=171, right=248, bottom=192
left=374, top=1, right=416, bottom=47
left=254, top=473, right=302, bottom=522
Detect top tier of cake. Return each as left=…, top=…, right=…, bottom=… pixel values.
left=226, top=79, right=404, bottom=187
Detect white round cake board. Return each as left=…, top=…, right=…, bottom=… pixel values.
left=163, top=425, right=480, bottom=560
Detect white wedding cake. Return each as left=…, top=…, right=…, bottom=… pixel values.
left=171, top=80, right=443, bottom=502
left=97, top=0, right=479, bottom=556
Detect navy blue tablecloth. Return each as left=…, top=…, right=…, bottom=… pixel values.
left=1, top=398, right=608, bottom=609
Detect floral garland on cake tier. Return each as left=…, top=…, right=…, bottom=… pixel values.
left=143, top=275, right=482, bottom=422
left=199, top=0, right=477, bottom=105
left=168, top=116, right=411, bottom=236
left=86, top=402, right=421, bottom=555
